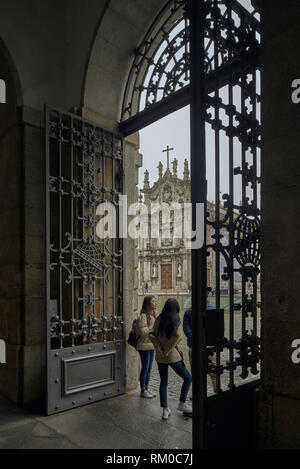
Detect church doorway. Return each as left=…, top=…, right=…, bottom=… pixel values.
left=161, top=265, right=172, bottom=290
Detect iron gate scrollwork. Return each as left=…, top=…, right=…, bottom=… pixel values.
left=120, top=0, right=260, bottom=136
left=204, top=0, right=261, bottom=394
left=121, top=0, right=189, bottom=121
left=46, top=106, right=125, bottom=415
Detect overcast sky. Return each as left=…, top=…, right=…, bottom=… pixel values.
left=139, top=106, right=190, bottom=189
left=139, top=106, right=261, bottom=207
left=138, top=0, right=260, bottom=206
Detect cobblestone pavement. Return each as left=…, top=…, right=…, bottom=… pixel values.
left=148, top=311, right=261, bottom=401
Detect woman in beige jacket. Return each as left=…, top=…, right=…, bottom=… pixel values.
left=135, top=295, right=157, bottom=399
left=150, top=298, right=192, bottom=420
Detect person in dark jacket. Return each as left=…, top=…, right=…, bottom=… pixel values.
left=183, top=290, right=217, bottom=392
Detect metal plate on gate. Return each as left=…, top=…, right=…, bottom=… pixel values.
left=62, top=351, right=116, bottom=396
left=47, top=342, right=125, bottom=414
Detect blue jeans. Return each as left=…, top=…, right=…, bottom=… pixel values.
left=139, top=350, right=155, bottom=390
left=158, top=361, right=192, bottom=408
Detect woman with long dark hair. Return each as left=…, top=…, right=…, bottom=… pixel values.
left=135, top=295, right=157, bottom=398
left=150, top=298, right=192, bottom=420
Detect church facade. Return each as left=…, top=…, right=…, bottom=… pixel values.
left=137, top=153, right=218, bottom=295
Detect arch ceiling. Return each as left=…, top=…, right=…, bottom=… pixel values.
left=83, top=0, right=164, bottom=129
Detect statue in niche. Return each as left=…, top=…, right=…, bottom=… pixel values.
left=176, top=186, right=184, bottom=203
left=162, top=184, right=172, bottom=203
left=177, top=262, right=182, bottom=277
left=151, top=264, right=157, bottom=278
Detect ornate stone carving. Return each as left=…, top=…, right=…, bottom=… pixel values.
left=143, top=169, right=150, bottom=189
left=172, top=158, right=178, bottom=178
left=162, top=184, right=172, bottom=203
left=158, top=162, right=163, bottom=179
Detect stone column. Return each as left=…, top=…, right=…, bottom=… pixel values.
left=0, top=107, right=24, bottom=403
left=22, top=107, right=46, bottom=403
left=0, top=105, right=46, bottom=404
left=124, top=132, right=142, bottom=391
left=258, top=0, right=300, bottom=448
left=146, top=260, right=151, bottom=286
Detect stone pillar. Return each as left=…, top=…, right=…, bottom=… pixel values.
left=258, top=0, right=300, bottom=448
left=145, top=260, right=151, bottom=286
left=124, top=132, right=142, bottom=391
left=0, top=109, right=23, bottom=403
left=22, top=107, right=46, bottom=403
left=0, top=105, right=45, bottom=404
left=0, top=42, right=22, bottom=402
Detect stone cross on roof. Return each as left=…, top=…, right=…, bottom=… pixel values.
left=162, top=145, right=174, bottom=170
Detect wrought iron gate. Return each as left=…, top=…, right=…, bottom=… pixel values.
left=198, top=0, right=261, bottom=448
left=120, top=0, right=261, bottom=449
left=45, top=106, right=125, bottom=415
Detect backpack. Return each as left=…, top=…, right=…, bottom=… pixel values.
left=127, top=318, right=140, bottom=349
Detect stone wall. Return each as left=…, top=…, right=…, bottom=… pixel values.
left=258, top=0, right=300, bottom=448
left=0, top=117, right=23, bottom=402
left=0, top=103, right=46, bottom=404
left=22, top=108, right=46, bottom=403
left=0, top=40, right=23, bottom=402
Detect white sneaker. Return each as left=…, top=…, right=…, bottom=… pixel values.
left=177, top=401, right=192, bottom=413
left=140, top=390, right=153, bottom=399
left=162, top=408, right=171, bottom=420
left=146, top=389, right=157, bottom=398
